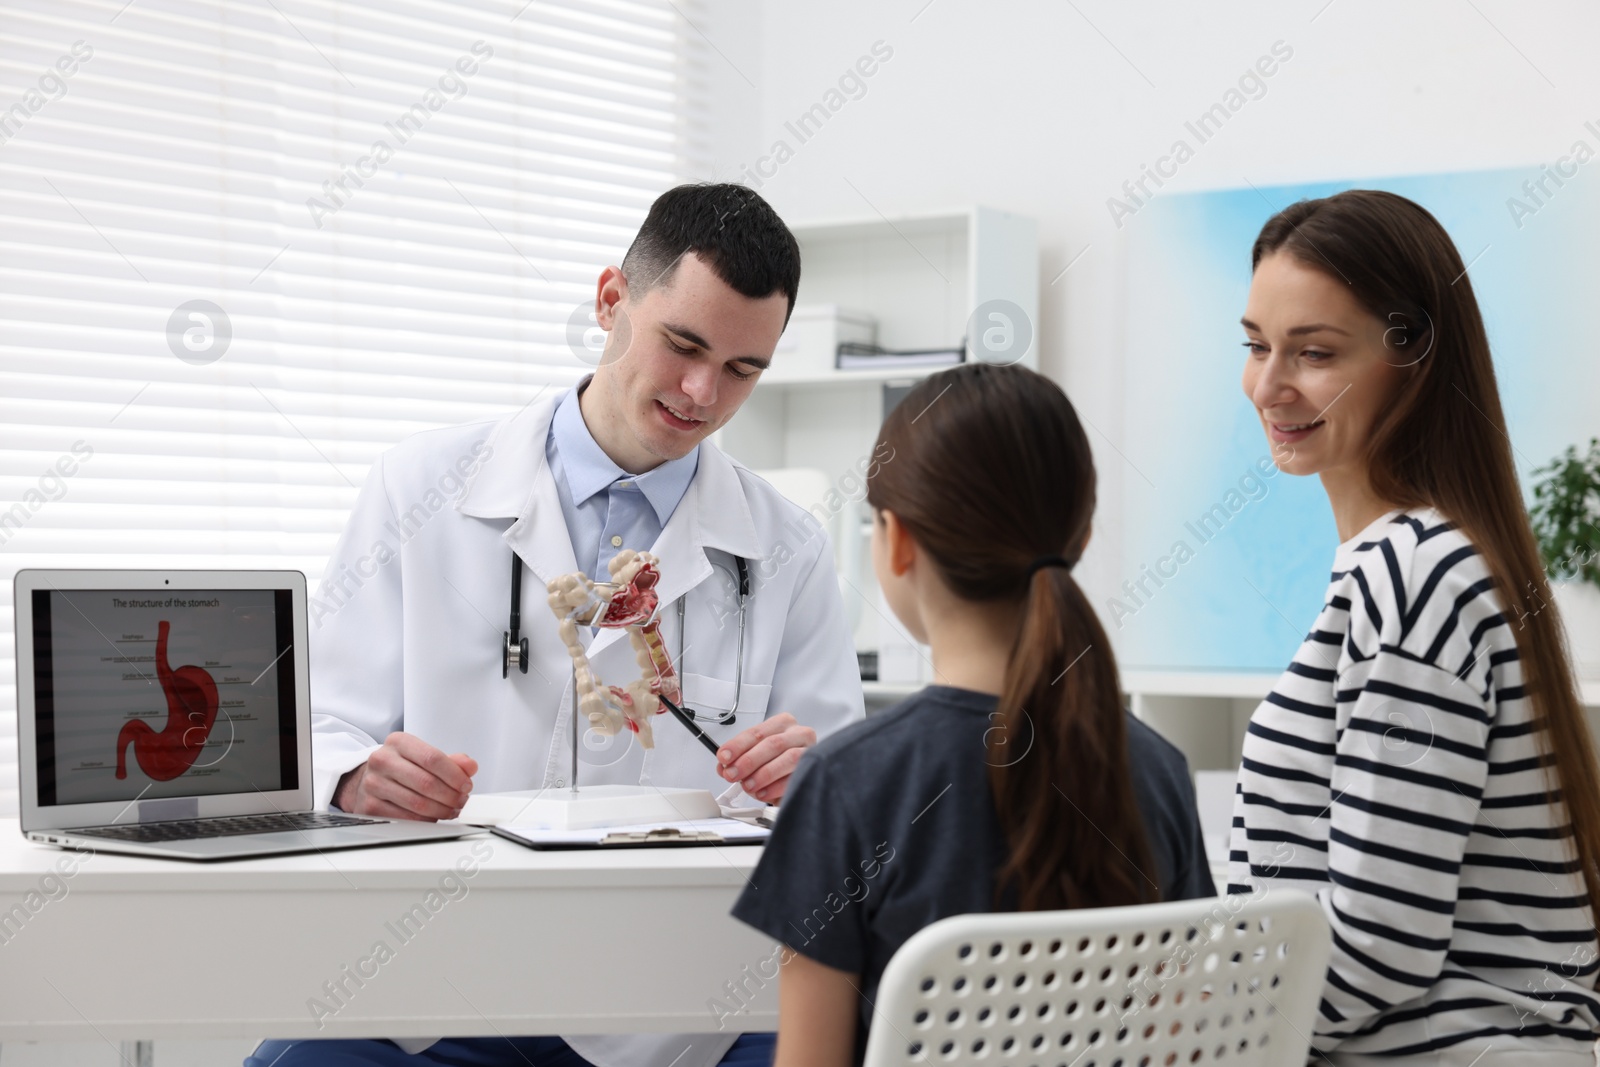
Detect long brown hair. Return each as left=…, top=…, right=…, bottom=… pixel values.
left=865, top=363, right=1158, bottom=911
left=1254, top=189, right=1600, bottom=924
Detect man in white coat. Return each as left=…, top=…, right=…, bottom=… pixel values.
left=250, top=184, right=865, bottom=1067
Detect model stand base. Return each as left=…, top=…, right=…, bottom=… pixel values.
left=461, top=785, right=720, bottom=830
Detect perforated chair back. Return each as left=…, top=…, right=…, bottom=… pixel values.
left=861, top=890, right=1330, bottom=1067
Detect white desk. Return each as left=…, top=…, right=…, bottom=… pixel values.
left=0, top=820, right=779, bottom=1043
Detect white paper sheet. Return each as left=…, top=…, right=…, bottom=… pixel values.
left=496, top=816, right=770, bottom=847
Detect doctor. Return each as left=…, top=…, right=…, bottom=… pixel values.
left=255, top=183, right=865, bottom=1067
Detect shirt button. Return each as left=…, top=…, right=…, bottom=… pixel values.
left=611, top=535, right=623, bottom=547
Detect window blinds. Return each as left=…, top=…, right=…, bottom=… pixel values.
left=0, top=0, right=696, bottom=811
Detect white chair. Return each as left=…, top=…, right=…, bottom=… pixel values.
left=862, top=891, right=1331, bottom=1067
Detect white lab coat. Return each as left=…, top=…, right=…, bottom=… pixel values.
left=309, top=392, right=865, bottom=1067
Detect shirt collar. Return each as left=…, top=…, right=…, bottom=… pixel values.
left=549, top=383, right=701, bottom=526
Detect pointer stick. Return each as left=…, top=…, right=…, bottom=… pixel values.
left=655, top=694, right=723, bottom=758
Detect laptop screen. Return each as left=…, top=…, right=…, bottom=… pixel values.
left=29, top=587, right=299, bottom=807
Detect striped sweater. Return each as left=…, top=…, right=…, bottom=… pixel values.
left=1229, top=508, right=1600, bottom=1057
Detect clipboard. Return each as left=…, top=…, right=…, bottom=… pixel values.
left=490, top=817, right=770, bottom=851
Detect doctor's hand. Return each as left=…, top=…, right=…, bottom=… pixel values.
left=715, top=712, right=816, bottom=803
left=333, top=732, right=478, bottom=822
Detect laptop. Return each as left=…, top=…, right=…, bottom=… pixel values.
left=13, top=569, right=475, bottom=860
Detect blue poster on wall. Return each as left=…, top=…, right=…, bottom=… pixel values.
left=1114, top=166, right=1600, bottom=673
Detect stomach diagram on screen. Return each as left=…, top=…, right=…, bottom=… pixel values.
left=115, top=621, right=221, bottom=781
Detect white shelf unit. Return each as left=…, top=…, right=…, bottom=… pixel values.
left=1127, top=672, right=1600, bottom=879
left=716, top=206, right=1039, bottom=684
left=1123, top=671, right=1600, bottom=776
left=1122, top=672, right=1276, bottom=781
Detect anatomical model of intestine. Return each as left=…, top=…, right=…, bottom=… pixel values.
left=547, top=550, right=681, bottom=748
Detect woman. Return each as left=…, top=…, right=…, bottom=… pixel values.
left=732, top=362, right=1214, bottom=1066
left=1229, top=189, right=1600, bottom=1065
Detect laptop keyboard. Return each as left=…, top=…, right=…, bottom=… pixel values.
left=71, top=810, right=382, bottom=843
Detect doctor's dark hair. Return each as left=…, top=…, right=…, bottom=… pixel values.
left=1254, top=189, right=1600, bottom=926
left=620, top=183, right=802, bottom=321
left=866, top=363, right=1158, bottom=912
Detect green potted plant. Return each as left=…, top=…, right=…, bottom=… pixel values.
left=1530, top=437, right=1600, bottom=681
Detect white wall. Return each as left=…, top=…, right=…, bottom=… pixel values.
left=694, top=0, right=1600, bottom=646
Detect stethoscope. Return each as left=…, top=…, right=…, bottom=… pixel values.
left=503, top=552, right=751, bottom=726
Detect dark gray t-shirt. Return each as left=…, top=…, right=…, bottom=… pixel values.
left=732, top=685, right=1215, bottom=1063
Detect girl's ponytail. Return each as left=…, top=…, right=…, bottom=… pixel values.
left=992, top=565, right=1156, bottom=910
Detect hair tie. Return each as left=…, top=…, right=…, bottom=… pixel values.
left=1027, top=555, right=1074, bottom=577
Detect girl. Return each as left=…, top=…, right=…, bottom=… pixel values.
left=732, top=362, right=1215, bottom=1066
left=1229, top=189, right=1600, bottom=1064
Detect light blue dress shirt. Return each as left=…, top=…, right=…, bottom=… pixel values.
left=545, top=383, right=700, bottom=582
